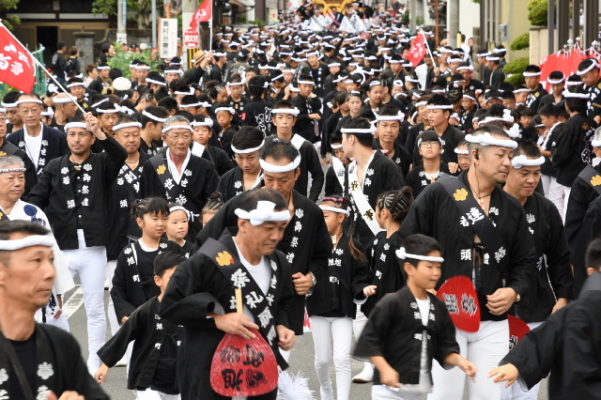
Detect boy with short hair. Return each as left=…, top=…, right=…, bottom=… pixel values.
left=95, top=252, right=186, bottom=400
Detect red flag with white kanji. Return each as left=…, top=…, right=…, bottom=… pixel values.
left=189, top=0, right=213, bottom=31
left=407, top=32, right=427, bottom=67
left=0, top=23, right=35, bottom=93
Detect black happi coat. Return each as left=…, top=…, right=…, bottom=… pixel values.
left=217, top=166, right=262, bottom=202
left=98, top=297, right=182, bottom=392
left=140, top=139, right=162, bottom=158
left=199, top=145, right=235, bottom=176
left=0, top=139, right=37, bottom=194
left=140, top=151, right=219, bottom=238
left=362, top=230, right=406, bottom=316
left=28, top=136, right=127, bottom=250
left=306, top=234, right=370, bottom=318
left=516, top=193, right=573, bottom=323
left=400, top=172, right=537, bottom=321
left=405, top=166, right=449, bottom=198
left=324, top=164, right=345, bottom=196
left=552, top=113, right=590, bottom=187
left=160, top=232, right=294, bottom=400
left=354, top=287, right=460, bottom=385
left=411, top=124, right=465, bottom=167
left=8, top=125, right=69, bottom=174
left=266, top=134, right=324, bottom=201
left=196, top=191, right=331, bottom=334
left=106, top=152, right=148, bottom=260
left=111, top=240, right=178, bottom=322
left=291, top=94, right=322, bottom=142
left=570, top=194, right=601, bottom=292
left=373, top=140, right=411, bottom=178
left=345, top=151, right=405, bottom=246
left=0, top=324, right=108, bottom=399
left=241, top=98, right=273, bottom=136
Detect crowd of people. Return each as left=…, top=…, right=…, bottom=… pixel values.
left=1, top=3, right=601, bottom=400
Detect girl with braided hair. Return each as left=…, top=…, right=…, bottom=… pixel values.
left=353, top=188, right=414, bottom=384
left=307, top=195, right=375, bottom=400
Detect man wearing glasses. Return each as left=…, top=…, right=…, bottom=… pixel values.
left=141, top=115, right=219, bottom=237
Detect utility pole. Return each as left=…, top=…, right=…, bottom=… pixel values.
left=152, top=0, right=157, bottom=49
left=447, top=0, right=459, bottom=47
left=117, top=0, right=127, bottom=44
left=548, top=0, right=555, bottom=54
left=410, top=0, right=417, bottom=32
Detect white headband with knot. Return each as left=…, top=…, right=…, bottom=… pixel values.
left=231, top=139, right=265, bottom=154
left=64, top=122, right=89, bottom=131
left=162, top=124, right=193, bottom=134
left=511, top=155, right=545, bottom=168
left=271, top=108, right=300, bottom=116
left=0, top=234, right=57, bottom=251
left=465, top=132, right=517, bottom=149
left=259, top=155, right=301, bottom=173
left=113, top=121, right=142, bottom=132
left=191, top=119, right=214, bottom=128
left=234, top=201, right=291, bottom=226
left=395, top=247, right=444, bottom=262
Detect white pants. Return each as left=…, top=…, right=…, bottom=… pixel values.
left=135, top=388, right=180, bottom=400
left=106, top=259, right=120, bottom=336
left=501, top=322, right=543, bottom=400
left=561, top=185, right=571, bottom=223
left=546, top=178, right=568, bottom=221
left=428, top=320, right=509, bottom=400
left=372, top=385, right=427, bottom=400
left=63, top=230, right=107, bottom=374
left=540, top=174, right=552, bottom=198
left=310, top=316, right=353, bottom=400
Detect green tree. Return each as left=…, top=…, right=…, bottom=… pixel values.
left=0, top=0, right=22, bottom=30
left=510, top=33, right=530, bottom=51
left=504, top=57, right=529, bottom=86
left=528, top=0, right=547, bottom=26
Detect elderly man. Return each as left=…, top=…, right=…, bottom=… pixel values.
left=29, top=112, right=127, bottom=373
left=141, top=115, right=219, bottom=238
left=161, top=189, right=296, bottom=400
left=0, top=114, right=37, bottom=194
left=0, top=220, right=108, bottom=399
left=7, top=93, right=68, bottom=174
left=400, top=125, right=536, bottom=400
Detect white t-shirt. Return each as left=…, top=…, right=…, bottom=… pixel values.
left=416, top=298, right=430, bottom=326
left=23, top=123, right=43, bottom=167
left=234, top=239, right=272, bottom=323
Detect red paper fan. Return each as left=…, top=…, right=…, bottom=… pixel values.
left=437, top=276, right=481, bottom=332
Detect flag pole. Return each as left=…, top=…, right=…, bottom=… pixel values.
left=0, top=20, right=87, bottom=115
left=421, top=30, right=437, bottom=69
left=209, top=3, right=213, bottom=52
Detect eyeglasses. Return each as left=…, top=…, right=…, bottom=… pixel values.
left=167, top=132, right=192, bottom=140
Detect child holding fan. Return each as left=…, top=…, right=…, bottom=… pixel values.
left=354, top=234, right=477, bottom=400
left=307, top=195, right=375, bottom=400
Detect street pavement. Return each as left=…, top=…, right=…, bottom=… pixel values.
left=65, top=287, right=547, bottom=399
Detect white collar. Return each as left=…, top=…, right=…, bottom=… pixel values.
left=23, top=122, right=44, bottom=138
left=166, top=148, right=191, bottom=184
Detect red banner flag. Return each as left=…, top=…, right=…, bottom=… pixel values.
left=406, top=32, right=427, bottom=67
left=189, top=0, right=213, bottom=31
left=540, top=50, right=587, bottom=92
left=0, top=23, right=36, bottom=93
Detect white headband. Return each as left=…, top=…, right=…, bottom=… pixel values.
left=97, top=66, right=110, bottom=70
left=162, top=124, right=193, bottom=134
left=15, top=99, right=43, bottom=106
left=511, top=155, right=545, bottom=168
left=113, top=121, right=142, bottom=132
left=191, top=119, right=214, bottom=128
left=91, top=98, right=109, bottom=108
left=227, top=80, right=246, bottom=86
left=169, top=205, right=190, bottom=220
left=134, top=65, right=151, bottom=70
left=330, top=143, right=343, bottom=150
left=271, top=108, right=300, bottom=116
left=454, top=148, right=469, bottom=155
left=465, top=132, right=518, bottom=149
left=426, top=104, right=453, bottom=110
left=414, top=101, right=428, bottom=108
left=0, top=167, right=26, bottom=173
left=174, top=89, right=194, bottom=95
left=297, top=80, right=315, bottom=85
left=0, top=234, right=56, bottom=251
left=64, top=122, right=89, bottom=131
left=66, top=82, right=85, bottom=88
left=566, top=80, right=584, bottom=87
left=142, top=110, right=167, bottom=123
left=53, top=95, right=77, bottom=104
left=340, top=127, right=376, bottom=135
left=463, top=94, right=476, bottom=101
left=376, top=112, right=405, bottom=122
left=547, top=77, right=565, bottom=85
left=0, top=102, right=15, bottom=108
left=259, top=155, right=301, bottom=173
left=395, top=247, right=444, bottom=262
left=164, top=69, right=184, bottom=75
left=319, top=205, right=349, bottom=215
left=96, top=107, right=120, bottom=114
left=522, top=71, right=541, bottom=77
left=214, top=107, right=236, bottom=115
left=578, top=60, right=598, bottom=76
left=231, top=139, right=265, bottom=154
left=562, top=90, right=589, bottom=99
left=234, top=201, right=291, bottom=226
left=146, top=78, right=167, bottom=86
left=180, top=102, right=201, bottom=108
